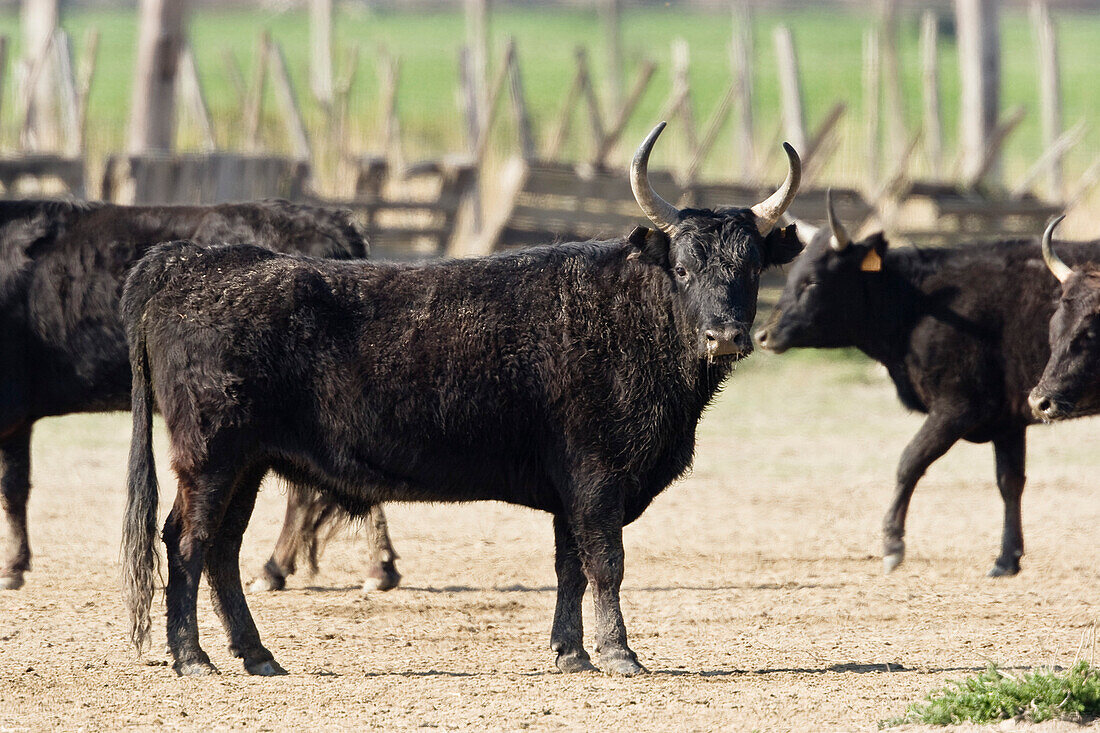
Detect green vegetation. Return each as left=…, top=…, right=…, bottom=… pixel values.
left=884, top=662, right=1100, bottom=727
left=0, top=5, right=1097, bottom=182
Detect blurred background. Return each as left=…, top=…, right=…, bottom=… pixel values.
left=0, top=0, right=1097, bottom=257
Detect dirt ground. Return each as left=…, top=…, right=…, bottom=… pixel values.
left=1, top=351, right=1098, bottom=732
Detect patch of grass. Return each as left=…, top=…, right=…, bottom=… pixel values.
left=884, top=662, right=1100, bottom=727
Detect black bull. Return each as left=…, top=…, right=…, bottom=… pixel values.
left=757, top=200, right=1100, bottom=576
left=0, top=198, right=399, bottom=592
left=120, top=123, right=804, bottom=676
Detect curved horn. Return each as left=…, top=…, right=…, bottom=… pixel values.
left=751, top=142, right=802, bottom=235
left=630, top=122, right=681, bottom=234
left=1042, top=214, right=1072, bottom=283
left=825, top=189, right=850, bottom=252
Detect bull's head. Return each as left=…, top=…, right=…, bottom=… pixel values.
left=1029, top=216, right=1100, bottom=421
left=755, top=191, right=888, bottom=353
left=630, top=122, right=803, bottom=360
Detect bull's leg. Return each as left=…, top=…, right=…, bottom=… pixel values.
left=883, top=411, right=970, bottom=573
left=163, top=498, right=217, bottom=676
left=205, top=467, right=286, bottom=676
left=163, top=465, right=245, bottom=677
left=550, top=514, right=596, bottom=673
left=0, top=427, right=32, bottom=590
left=570, top=487, right=646, bottom=676
left=248, top=485, right=305, bottom=593
left=361, top=504, right=401, bottom=593
left=989, top=425, right=1026, bottom=577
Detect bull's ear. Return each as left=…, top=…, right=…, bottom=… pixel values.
left=627, top=225, right=670, bottom=266
left=762, top=223, right=803, bottom=267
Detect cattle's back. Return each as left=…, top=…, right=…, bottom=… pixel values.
left=5, top=200, right=367, bottom=423
left=128, top=240, right=720, bottom=512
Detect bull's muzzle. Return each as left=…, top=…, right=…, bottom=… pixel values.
left=705, top=326, right=752, bottom=358
left=1028, top=388, right=1072, bottom=421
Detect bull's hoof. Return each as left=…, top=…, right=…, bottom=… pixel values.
left=883, top=551, right=905, bottom=574
left=248, top=574, right=286, bottom=593
left=987, top=563, right=1020, bottom=578
left=245, top=658, right=288, bottom=676
left=554, top=652, right=598, bottom=674
left=0, top=572, right=25, bottom=590
left=173, top=660, right=219, bottom=676
left=361, top=560, right=402, bottom=593
left=598, top=652, right=648, bottom=676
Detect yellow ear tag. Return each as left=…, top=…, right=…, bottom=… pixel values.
left=860, top=248, right=882, bottom=272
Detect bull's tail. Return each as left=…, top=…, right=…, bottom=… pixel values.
left=121, top=311, right=159, bottom=653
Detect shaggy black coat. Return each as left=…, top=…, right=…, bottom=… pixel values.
left=759, top=233, right=1100, bottom=577
left=121, top=217, right=801, bottom=677
left=0, top=198, right=368, bottom=590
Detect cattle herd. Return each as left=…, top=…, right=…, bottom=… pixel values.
left=0, top=122, right=1096, bottom=678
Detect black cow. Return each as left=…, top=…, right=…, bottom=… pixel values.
left=1030, top=216, right=1100, bottom=420
left=755, top=195, right=1100, bottom=576
left=0, top=198, right=399, bottom=591
left=121, top=123, right=803, bottom=677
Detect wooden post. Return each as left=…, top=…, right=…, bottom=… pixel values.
left=544, top=49, right=587, bottom=160
left=920, top=10, right=943, bottom=178
left=266, top=38, right=311, bottom=160
left=955, top=0, right=1001, bottom=184
left=599, top=0, right=623, bottom=116
left=178, top=42, right=216, bottom=151
left=465, top=0, right=490, bottom=136
left=76, top=28, right=99, bottom=153
left=1030, top=0, right=1063, bottom=196
left=685, top=79, right=737, bottom=185
left=0, top=37, right=9, bottom=132
left=730, top=2, right=754, bottom=180
left=506, top=41, right=535, bottom=162
left=473, top=39, right=516, bottom=166
left=331, top=42, right=360, bottom=169
left=863, top=27, right=881, bottom=185
left=1012, top=120, right=1084, bottom=197
left=52, top=30, right=79, bottom=157
left=592, top=60, right=655, bottom=167
left=879, top=0, right=905, bottom=161
left=773, top=25, right=806, bottom=156
left=244, top=31, right=270, bottom=152
left=964, top=103, right=1024, bottom=189
left=21, top=0, right=59, bottom=151
left=128, top=0, right=190, bottom=154
left=380, top=50, right=403, bottom=167
left=459, top=47, right=479, bottom=154
left=310, top=0, right=333, bottom=107
left=580, top=51, right=607, bottom=157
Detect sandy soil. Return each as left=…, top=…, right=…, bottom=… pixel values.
left=1, top=352, right=1098, bottom=732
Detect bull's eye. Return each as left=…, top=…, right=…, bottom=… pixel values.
left=674, top=265, right=688, bottom=279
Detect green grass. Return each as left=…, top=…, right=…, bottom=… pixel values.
left=884, top=662, right=1100, bottom=727
left=0, top=5, right=1097, bottom=184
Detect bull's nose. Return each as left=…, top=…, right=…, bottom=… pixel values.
left=1028, top=390, right=1064, bottom=420
left=705, top=327, right=751, bottom=356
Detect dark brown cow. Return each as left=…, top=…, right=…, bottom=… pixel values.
left=757, top=195, right=1100, bottom=576
left=0, top=198, right=399, bottom=592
